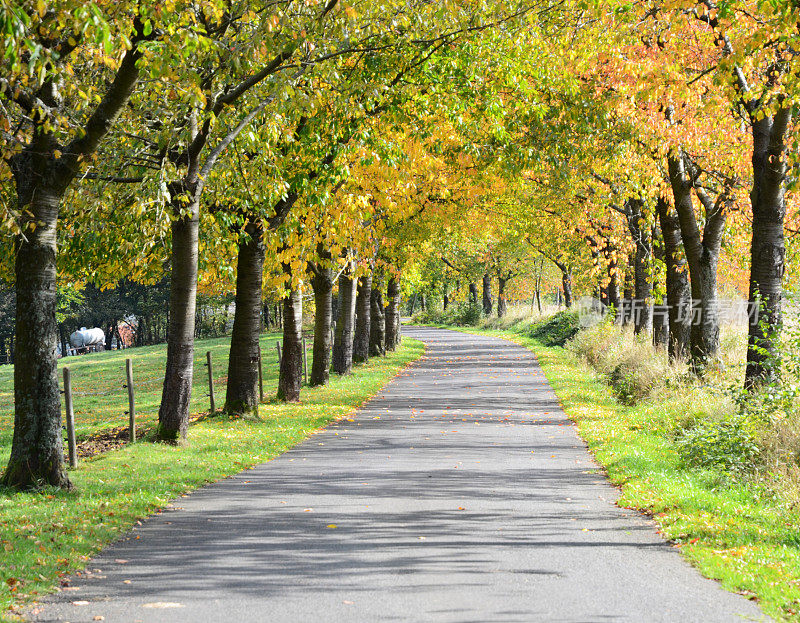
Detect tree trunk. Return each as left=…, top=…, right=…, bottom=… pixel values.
left=469, top=282, right=478, bottom=305
left=105, top=321, right=114, bottom=350
left=277, top=287, right=303, bottom=402
left=561, top=270, right=573, bottom=308
left=157, top=202, right=200, bottom=443
left=619, top=255, right=634, bottom=326
left=745, top=108, right=791, bottom=388
left=656, top=195, right=691, bottom=360
left=634, top=241, right=653, bottom=334
left=310, top=265, right=333, bottom=386
left=600, top=282, right=609, bottom=308
left=482, top=273, right=493, bottom=315
left=114, top=321, right=123, bottom=349
left=331, top=289, right=340, bottom=327
left=353, top=273, right=372, bottom=364
left=607, top=250, right=621, bottom=316
left=385, top=277, right=401, bottom=352
left=224, top=220, right=265, bottom=415
left=332, top=266, right=357, bottom=375
left=625, top=198, right=653, bottom=335
left=2, top=32, right=143, bottom=487
left=58, top=324, right=69, bottom=358
left=669, top=153, right=724, bottom=372
left=370, top=286, right=386, bottom=357
left=497, top=275, right=508, bottom=318
left=651, top=225, right=669, bottom=348
left=2, top=186, right=70, bottom=489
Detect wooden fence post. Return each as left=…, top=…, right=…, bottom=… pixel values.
left=125, top=358, right=136, bottom=442
left=62, top=367, right=77, bottom=468
left=206, top=351, right=216, bottom=415
left=257, top=344, right=264, bottom=402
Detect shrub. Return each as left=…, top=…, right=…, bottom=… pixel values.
left=412, top=302, right=483, bottom=327
left=677, top=412, right=762, bottom=475
left=530, top=310, right=579, bottom=347
left=568, top=321, right=682, bottom=405
left=450, top=302, right=482, bottom=326
left=412, top=309, right=446, bottom=325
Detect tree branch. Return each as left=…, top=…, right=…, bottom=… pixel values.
left=62, top=20, right=149, bottom=174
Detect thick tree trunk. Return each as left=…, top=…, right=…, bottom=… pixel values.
left=277, top=287, right=303, bottom=402
left=2, top=186, right=70, bottom=489
left=353, top=273, right=372, bottom=364
left=370, top=287, right=386, bottom=357
left=2, top=36, right=144, bottom=488
left=332, top=267, right=357, bottom=375
left=157, top=203, right=200, bottom=442
left=469, top=282, right=478, bottom=305
left=224, top=220, right=265, bottom=415
left=385, top=277, right=401, bottom=352
left=482, top=273, right=493, bottom=315
left=561, top=271, right=573, bottom=308
left=310, top=265, right=334, bottom=386
left=669, top=153, right=724, bottom=372
left=745, top=109, right=791, bottom=388
left=656, top=196, right=691, bottom=360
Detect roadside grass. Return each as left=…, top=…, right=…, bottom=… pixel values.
left=0, top=338, right=424, bottom=619
left=0, top=332, right=296, bottom=457
left=426, top=322, right=800, bottom=621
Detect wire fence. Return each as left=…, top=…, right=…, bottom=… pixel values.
left=0, top=333, right=314, bottom=462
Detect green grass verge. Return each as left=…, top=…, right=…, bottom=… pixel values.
left=0, top=338, right=424, bottom=619
left=427, top=323, right=800, bottom=621
left=0, top=332, right=296, bottom=456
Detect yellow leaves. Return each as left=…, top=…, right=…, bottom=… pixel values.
left=265, top=14, right=281, bottom=32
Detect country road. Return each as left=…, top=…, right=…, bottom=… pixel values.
left=30, top=327, right=766, bottom=622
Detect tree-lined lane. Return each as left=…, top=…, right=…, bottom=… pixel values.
left=30, top=327, right=765, bottom=622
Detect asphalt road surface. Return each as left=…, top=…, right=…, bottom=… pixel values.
left=29, top=327, right=767, bottom=622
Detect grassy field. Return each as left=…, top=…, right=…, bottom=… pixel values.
left=0, top=332, right=295, bottom=459
left=0, top=335, right=424, bottom=619
left=431, top=323, right=800, bottom=621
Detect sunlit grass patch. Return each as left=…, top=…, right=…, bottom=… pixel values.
left=0, top=332, right=293, bottom=458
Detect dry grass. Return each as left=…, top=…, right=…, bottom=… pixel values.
left=479, top=303, right=562, bottom=331
left=568, top=322, right=683, bottom=405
